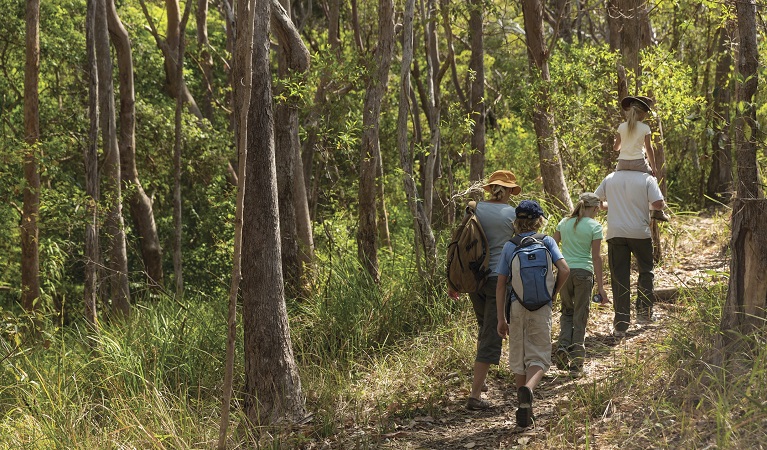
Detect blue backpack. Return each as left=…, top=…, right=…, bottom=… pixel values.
left=506, top=233, right=556, bottom=313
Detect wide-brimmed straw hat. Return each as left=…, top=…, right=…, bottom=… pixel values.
left=579, top=192, right=601, bottom=207
left=482, top=170, right=522, bottom=196
left=621, top=96, right=653, bottom=112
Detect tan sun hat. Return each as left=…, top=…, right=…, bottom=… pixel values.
left=579, top=192, right=601, bottom=207
left=482, top=170, right=522, bottom=196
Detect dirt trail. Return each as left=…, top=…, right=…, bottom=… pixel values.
left=378, top=215, right=728, bottom=449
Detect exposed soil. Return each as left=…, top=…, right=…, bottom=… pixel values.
left=375, top=215, right=729, bottom=449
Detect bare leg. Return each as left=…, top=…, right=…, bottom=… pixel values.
left=469, top=361, right=490, bottom=399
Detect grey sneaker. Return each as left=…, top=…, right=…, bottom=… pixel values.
left=554, top=348, right=570, bottom=371
left=466, top=397, right=491, bottom=411
left=637, top=313, right=656, bottom=324
left=612, top=329, right=626, bottom=338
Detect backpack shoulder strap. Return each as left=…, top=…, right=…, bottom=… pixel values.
left=511, top=233, right=547, bottom=247
left=466, top=200, right=478, bottom=215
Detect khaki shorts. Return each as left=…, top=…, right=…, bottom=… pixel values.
left=507, top=300, right=552, bottom=375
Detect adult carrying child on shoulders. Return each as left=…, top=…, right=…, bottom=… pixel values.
left=495, top=200, right=570, bottom=429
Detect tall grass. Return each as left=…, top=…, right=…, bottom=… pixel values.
left=544, top=281, right=767, bottom=449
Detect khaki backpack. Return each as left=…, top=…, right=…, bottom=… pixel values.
left=446, top=201, right=492, bottom=293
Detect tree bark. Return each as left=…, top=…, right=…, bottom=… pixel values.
left=720, top=0, right=765, bottom=352
left=22, top=0, right=41, bottom=312
left=218, top=0, right=255, bottom=445
left=196, top=0, right=214, bottom=120
left=397, top=0, right=436, bottom=275
left=357, top=0, right=394, bottom=282
left=84, top=0, right=100, bottom=327
left=172, top=0, right=193, bottom=299
left=467, top=0, right=485, bottom=183
left=242, top=0, right=305, bottom=424
left=521, top=0, right=572, bottom=213
left=106, top=0, right=165, bottom=290
left=706, top=25, right=734, bottom=203
left=96, top=0, right=130, bottom=317
left=273, top=0, right=310, bottom=296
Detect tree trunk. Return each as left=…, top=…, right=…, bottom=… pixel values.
left=273, top=0, right=310, bottom=297
left=196, top=0, right=214, bottom=120
left=84, top=0, right=100, bottom=327
left=706, top=24, right=734, bottom=204
left=720, top=0, right=765, bottom=352
left=357, top=0, right=394, bottom=282
left=419, top=0, right=441, bottom=221
left=218, top=0, right=255, bottom=445
left=521, top=0, right=572, bottom=214
left=22, top=0, right=41, bottom=312
left=397, top=0, right=436, bottom=275
left=96, top=0, right=130, bottom=317
left=172, top=0, right=193, bottom=299
left=242, top=0, right=305, bottom=424
left=619, top=0, right=641, bottom=90
left=468, top=0, right=485, bottom=183
left=106, top=0, right=165, bottom=290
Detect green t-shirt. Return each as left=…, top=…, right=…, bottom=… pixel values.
left=556, top=216, right=603, bottom=273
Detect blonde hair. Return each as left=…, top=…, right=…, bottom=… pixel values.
left=568, top=200, right=594, bottom=230
left=514, top=216, right=545, bottom=234
left=625, top=104, right=647, bottom=133
left=488, top=185, right=509, bottom=201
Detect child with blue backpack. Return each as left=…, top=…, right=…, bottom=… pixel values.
left=495, top=200, right=570, bottom=429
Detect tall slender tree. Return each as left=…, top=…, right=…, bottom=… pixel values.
left=241, top=0, right=306, bottom=424
left=397, top=0, right=436, bottom=275
left=96, top=0, right=130, bottom=316
left=107, top=0, right=165, bottom=290
left=706, top=23, right=734, bottom=203
left=273, top=0, right=310, bottom=296
left=719, top=0, right=766, bottom=350
left=218, top=0, right=255, bottom=444
left=357, top=0, right=394, bottom=282
left=84, top=0, right=100, bottom=327
left=520, top=0, right=572, bottom=213
left=21, top=0, right=41, bottom=312
left=467, top=0, right=485, bottom=183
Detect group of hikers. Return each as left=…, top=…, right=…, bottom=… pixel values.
left=447, top=96, right=668, bottom=428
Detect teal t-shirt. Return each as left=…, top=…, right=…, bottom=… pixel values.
left=556, top=216, right=603, bottom=272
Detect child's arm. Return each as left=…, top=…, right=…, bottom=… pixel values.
left=553, top=258, right=570, bottom=300
left=591, top=240, right=609, bottom=304
left=613, top=133, right=621, bottom=152
left=644, top=134, right=657, bottom=174
left=496, top=275, right=509, bottom=338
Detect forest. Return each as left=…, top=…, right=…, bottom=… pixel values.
left=1, top=0, right=766, bottom=447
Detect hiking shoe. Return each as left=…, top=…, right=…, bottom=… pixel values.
left=612, top=328, right=626, bottom=338
left=554, top=348, right=570, bottom=371
left=569, top=364, right=584, bottom=377
left=637, top=313, right=656, bottom=324
left=516, top=386, right=534, bottom=428
left=465, top=397, right=491, bottom=411
left=652, top=210, right=670, bottom=222
left=481, top=383, right=488, bottom=392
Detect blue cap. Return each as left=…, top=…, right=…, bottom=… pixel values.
left=515, top=200, right=545, bottom=219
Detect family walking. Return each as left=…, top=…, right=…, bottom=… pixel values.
left=447, top=96, right=667, bottom=429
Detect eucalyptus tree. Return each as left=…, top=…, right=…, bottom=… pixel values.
left=720, top=0, right=766, bottom=351
left=22, top=0, right=41, bottom=312
left=107, top=0, right=164, bottom=290
left=96, top=0, right=130, bottom=316
left=84, top=0, right=99, bottom=326
left=520, top=0, right=572, bottom=213
left=273, top=0, right=311, bottom=296
left=357, top=0, right=394, bottom=282
left=398, top=0, right=436, bottom=275
left=706, top=22, right=734, bottom=203
left=241, top=0, right=306, bottom=424
left=467, top=0, right=486, bottom=183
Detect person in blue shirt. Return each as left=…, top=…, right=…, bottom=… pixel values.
left=495, top=200, right=569, bottom=428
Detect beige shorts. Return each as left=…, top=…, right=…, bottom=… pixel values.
left=507, top=300, right=552, bottom=375
left=616, top=158, right=653, bottom=174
